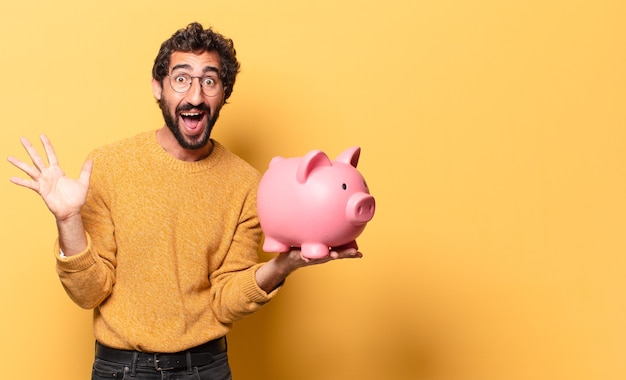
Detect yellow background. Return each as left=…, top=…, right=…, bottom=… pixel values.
left=1, top=1, right=625, bottom=379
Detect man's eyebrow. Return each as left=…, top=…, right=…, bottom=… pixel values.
left=171, top=63, right=192, bottom=72
left=170, top=63, right=220, bottom=74
left=203, top=66, right=220, bottom=74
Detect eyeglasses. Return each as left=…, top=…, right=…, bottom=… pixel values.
left=168, top=72, right=222, bottom=97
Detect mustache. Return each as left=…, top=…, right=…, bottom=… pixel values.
left=177, top=103, right=211, bottom=113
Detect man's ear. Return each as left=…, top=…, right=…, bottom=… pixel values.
left=152, top=78, right=163, bottom=101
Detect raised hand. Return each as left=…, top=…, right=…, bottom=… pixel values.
left=7, top=135, right=92, bottom=221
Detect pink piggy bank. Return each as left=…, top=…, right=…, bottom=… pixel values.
left=257, top=147, right=375, bottom=259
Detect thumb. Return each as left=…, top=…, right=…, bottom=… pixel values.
left=79, top=159, right=93, bottom=185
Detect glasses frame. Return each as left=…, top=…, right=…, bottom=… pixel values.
left=167, top=72, right=223, bottom=97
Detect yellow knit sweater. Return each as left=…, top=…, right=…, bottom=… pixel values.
left=54, top=131, right=277, bottom=352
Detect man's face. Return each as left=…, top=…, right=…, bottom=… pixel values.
left=152, top=51, right=226, bottom=150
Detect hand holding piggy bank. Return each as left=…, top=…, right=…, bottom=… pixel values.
left=257, top=147, right=375, bottom=259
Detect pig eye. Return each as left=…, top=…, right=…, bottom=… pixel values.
left=342, top=183, right=348, bottom=190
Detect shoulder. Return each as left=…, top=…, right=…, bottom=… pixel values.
left=86, top=131, right=158, bottom=187
left=212, top=140, right=261, bottom=182
left=89, top=131, right=153, bottom=161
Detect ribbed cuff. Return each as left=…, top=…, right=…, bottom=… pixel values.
left=54, top=233, right=96, bottom=273
left=243, top=263, right=282, bottom=302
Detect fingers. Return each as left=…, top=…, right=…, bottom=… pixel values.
left=7, top=154, right=40, bottom=183
left=20, top=136, right=49, bottom=172
left=16, top=134, right=60, bottom=170
left=329, top=247, right=363, bottom=260
left=300, top=247, right=362, bottom=265
left=7, top=156, right=39, bottom=191
left=7, top=135, right=61, bottom=192
left=40, top=134, right=59, bottom=166
left=7, top=137, right=44, bottom=183
left=8, top=175, right=39, bottom=192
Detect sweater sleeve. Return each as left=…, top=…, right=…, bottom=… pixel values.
left=208, top=184, right=281, bottom=324
left=55, top=233, right=115, bottom=309
left=55, top=151, right=117, bottom=309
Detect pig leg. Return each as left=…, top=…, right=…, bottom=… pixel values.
left=263, top=237, right=291, bottom=253
left=301, top=243, right=330, bottom=259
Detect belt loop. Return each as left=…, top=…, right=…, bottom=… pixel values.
left=186, top=351, right=193, bottom=374
left=130, top=352, right=138, bottom=376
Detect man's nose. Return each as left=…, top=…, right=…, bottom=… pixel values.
left=184, top=77, right=204, bottom=105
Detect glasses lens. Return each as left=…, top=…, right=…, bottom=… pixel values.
left=201, top=77, right=221, bottom=97
left=170, top=74, right=191, bottom=93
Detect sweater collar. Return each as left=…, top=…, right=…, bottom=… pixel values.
left=148, top=130, right=224, bottom=173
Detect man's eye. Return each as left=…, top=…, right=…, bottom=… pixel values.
left=202, top=77, right=217, bottom=87
left=175, top=75, right=188, bottom=83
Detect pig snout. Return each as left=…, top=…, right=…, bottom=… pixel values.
left=346, top=193, right=376, bottom=224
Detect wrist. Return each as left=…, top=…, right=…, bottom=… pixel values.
left=56, top=214, right=87, bottom=256
left=54, top=209, right=83, bottom=224
left=256, top=254, right=299, bottom=293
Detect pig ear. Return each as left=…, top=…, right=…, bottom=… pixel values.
left=296, top=150, right=332, bottom=183
left=268, top=156, right=285, bottom=168
left=335, top=146, right=361, bottom=168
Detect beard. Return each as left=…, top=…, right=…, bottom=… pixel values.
left=158, top=98, right=221, bottom=150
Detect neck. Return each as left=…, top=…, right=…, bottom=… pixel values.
left=156, top=127, right=213, bottom=162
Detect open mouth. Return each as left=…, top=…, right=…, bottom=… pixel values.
left=180, top=110, right=207, bottom=132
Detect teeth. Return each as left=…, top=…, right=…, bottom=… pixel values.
left=181, top=112, right=202, bottom=117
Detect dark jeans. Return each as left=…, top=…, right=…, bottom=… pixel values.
left=92, top=343, right=232, bottom=380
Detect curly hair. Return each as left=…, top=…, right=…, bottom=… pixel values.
left=152, top=22, right=240, bottom=101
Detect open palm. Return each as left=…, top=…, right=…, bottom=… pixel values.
left=8, top=135, right=92, bottom=221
